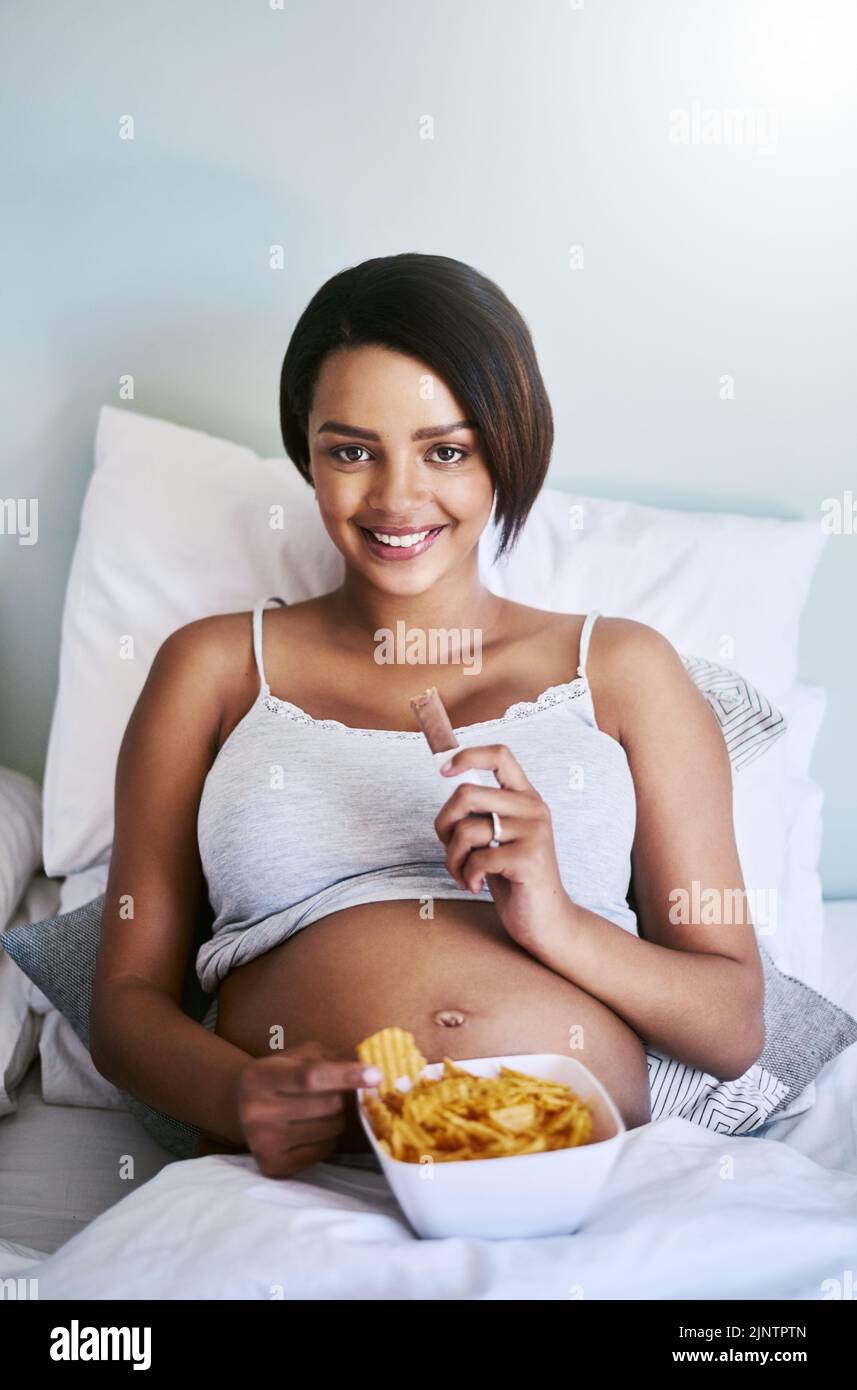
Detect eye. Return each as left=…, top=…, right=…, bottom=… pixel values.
left=328, top=444, right=470, bottom=468
left=427, top=446, right=470, bottom=467
left=329, top=445, right=372, bottom=465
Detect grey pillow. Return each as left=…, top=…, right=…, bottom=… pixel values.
left=2, top=893, right=216, bottom=1158
left=4, top=892, right=857, bottom=1152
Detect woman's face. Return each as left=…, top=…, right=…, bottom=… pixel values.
left=306, top=345, right=495, bottom=595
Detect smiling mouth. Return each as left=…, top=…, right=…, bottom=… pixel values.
left=356, top=524, right=449, bottom=560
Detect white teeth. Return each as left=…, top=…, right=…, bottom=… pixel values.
left=368, top=528, right=433, bottom=548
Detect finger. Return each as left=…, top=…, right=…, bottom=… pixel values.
left=445, top=815, right=526, bottom=886
left=280, top=1115, right=346, bottom=1152
left=246, top=1098, right=348, bottom=1137
left=247, top=1089, right=348, bottom=1123
left=256, top=1137, right=339, bottom=1179
left=434, top=784, right=540, bottom=844
left=252, top=1056, right=380, bottom=1094
left=457, top=843, right=528, bottom=893
left=295, top=1058, right=384, bottom=1092
left=439, top=743, right=534, bottom=793
left=454, top=809, right=555, bottom=890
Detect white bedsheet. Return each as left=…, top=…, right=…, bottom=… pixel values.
left=3, top=900, right=856, bottom=1299
left=3, top=1115, right=857, bottom=1300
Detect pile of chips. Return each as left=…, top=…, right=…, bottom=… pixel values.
left=356, top=1026, right=594, bottom=1164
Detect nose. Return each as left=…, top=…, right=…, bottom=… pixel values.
left=364, top=457, right=430, bottom=519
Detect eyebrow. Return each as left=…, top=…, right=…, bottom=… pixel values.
left=315, top=419, right=480, bottom=442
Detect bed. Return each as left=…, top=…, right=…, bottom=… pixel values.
left=1, top=868, right=855, bottom=1298
left=2, top=406, right=855, bottom=1298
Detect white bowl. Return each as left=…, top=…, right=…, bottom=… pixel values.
left=357, top=1053, right=627, bottom=1240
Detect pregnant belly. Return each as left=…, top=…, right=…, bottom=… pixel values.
left=214, top=898, right=652, bottom=1149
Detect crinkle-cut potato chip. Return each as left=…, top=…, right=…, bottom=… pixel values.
left=487, top=1102, right=537, bottom=1133
left=356, top=1028, right=595, bottom=1164
left=357, top=1026, right=427, bottom=1093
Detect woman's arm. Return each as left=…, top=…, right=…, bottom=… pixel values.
left=92, top=977, right=250, bottom=1146
left=90, top=617, right=254, bottom=1147
left=528, top=619, right=765, bottom=1081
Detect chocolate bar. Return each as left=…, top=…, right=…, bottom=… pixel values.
left=410, top=685, right=499, bottom=793
left=409, top=685, right=458, bottom=754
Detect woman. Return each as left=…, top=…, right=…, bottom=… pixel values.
left=91, top=254, right=764, bottom=1177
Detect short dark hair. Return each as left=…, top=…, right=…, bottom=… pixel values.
left=279, top=253, right=553, bottom=561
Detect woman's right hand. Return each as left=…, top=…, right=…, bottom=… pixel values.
left=235, top=1040, right=383, bottom=1178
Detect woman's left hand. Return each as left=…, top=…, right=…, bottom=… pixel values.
left=434, top=743, right=571, bottom=950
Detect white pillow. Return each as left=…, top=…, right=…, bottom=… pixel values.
left=37, top=1006, right=127, bottom=1110
left=731, top=682, right=827, bottom=1122
left=0, top=872, right=61, bottom=1115
left=480, top=491, right=826, bottom=701
left=43, top=404, right=827, bottom=882
left=769, top=683, right=827, bottom=991
left=0, top=770, right=44, bottom=1115
left=43, top=408, right=337, bottom=878
left=0, top=949, right=40, bottom=1117
left=733, top=682, right=826, bottom=987
left=0, top=769, right=41, bottom=931
left=30, top=863, right=124, bottom=1110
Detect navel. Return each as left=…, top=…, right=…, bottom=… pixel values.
left=433, top=1009, right=467, bottom=1028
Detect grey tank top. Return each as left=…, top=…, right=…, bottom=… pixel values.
left=195, top=596, right=638, bottom=992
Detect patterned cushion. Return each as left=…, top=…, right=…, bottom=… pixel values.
left=680, top=654, right=787, bottom=771
left=646, top=943, right=857, bottom=1132
left=645, top=654, right=847, bottom=1129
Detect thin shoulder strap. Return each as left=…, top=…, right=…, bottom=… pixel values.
left=577, top=610, right=601, bottom=681
left=252, top=595, right=288, bottom=692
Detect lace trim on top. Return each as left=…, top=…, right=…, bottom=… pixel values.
left=260, top=677, right=588, bottom=738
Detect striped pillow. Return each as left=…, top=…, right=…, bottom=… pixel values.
left=646, top=943, right=857, bottom=1132
left=680, top=654, right=787, bottom=772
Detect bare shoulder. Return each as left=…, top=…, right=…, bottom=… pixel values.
left=157, top=609, right=256, bottom=688
left=142, top=608, right=273, bottom=753
left=516, top=607, right=679, bottom=671
left=590, top=615, right=684, bottom=679
left=588, top=616, right=719, bottom=747
left=156, top=600, right=329, bottom=731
